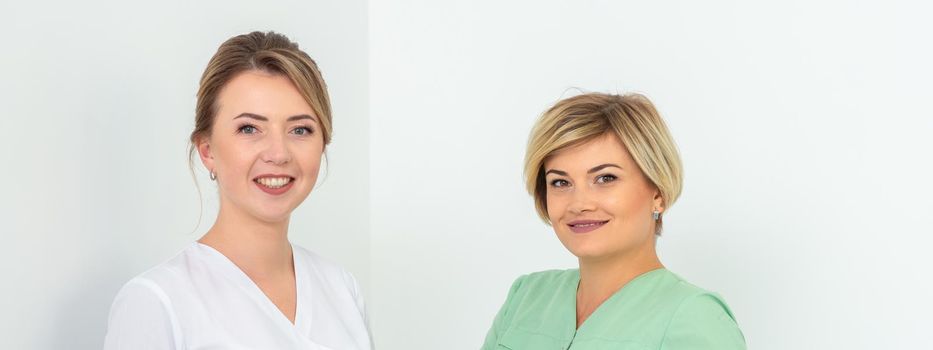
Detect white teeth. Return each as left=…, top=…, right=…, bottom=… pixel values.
left=256, top=177, right=291, bottom=189
left=573, top=222, right=603, bottom=227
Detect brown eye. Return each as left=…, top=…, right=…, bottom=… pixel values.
left=550, top=179, right=570, bottom=188
left=595, top=174, right=617, bottom=184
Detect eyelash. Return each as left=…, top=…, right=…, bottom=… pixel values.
left=549, top=174, right=618, bottom=188
left=235, top=124, right=315, bottom=136
left=595, top=174, right=617, bottom=184
left=550, top=179, right=570, bottom=188
left=291, top=126, right=314, bottom=136
left=237, top=124, right=258, bottom=134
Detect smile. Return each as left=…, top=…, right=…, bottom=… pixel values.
left=567, top=220, right=609, bottom=234
left=253, top=175, right=295, bottom=195
left=255, top=176, right=293, bottom=189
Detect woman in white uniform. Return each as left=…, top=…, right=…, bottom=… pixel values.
left=103, top=31, right=373, bottom=350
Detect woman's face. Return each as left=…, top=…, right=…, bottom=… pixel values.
left=198, top=70, right=324, bottom=224
left=544, top=133, right=663, bottom=261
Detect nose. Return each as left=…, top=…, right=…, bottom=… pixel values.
left=567, top=185, right=596, bottom=215
left=260, top=132, right=292, bottom=165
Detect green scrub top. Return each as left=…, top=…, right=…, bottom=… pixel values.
left=482, top=268, right=746, bottom=350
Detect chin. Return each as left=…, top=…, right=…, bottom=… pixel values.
left=255, top=213, right=291, bottom=224
left=566, top=245, right=615, bottom=261
left=249, top=205, right=295, bottom=224
left=558, top=234, right=613, bottom=260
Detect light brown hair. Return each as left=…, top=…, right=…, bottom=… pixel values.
left=188, top=31, right=333, bottom=166
left=524, top=92, right=683, bottom=235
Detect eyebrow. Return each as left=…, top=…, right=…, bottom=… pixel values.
left=544, top=163, right=622, bottom=176
left=587, top=163, right=622, bottom=174
left=233, top=113, right=317, bottom=123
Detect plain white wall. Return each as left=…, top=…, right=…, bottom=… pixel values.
left=0, top=1, right=368, bottom=349
left=3, top=1, right=932, bottom=349
left=369, top=1, right=933, bottom=349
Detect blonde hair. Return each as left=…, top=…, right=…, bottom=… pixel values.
left=524, top=92, right=683, bottom=235
left=188, top=31, right=333, bottom=165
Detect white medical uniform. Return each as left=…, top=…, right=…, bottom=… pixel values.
left=103, top=242, right=372, bottom=350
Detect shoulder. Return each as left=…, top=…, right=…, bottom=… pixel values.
left=130, top=243, right=202, bottom=288
left=106, top=244, right=202, bottom=328
left=496, top=269, right=577, bottom=316
left=509, top=268, right=577, bottom=292
left=658, top=273, right=746, bottom=350
left=293, top=244, right=356, bottom=280
left=293, top=244, right=350, bottom=275
left=654, top=271, right=740, bottom=322
left=653, top=270, right=723, bottom=302
left=292, top=244, right=363, bottom=295
left=109, top=277, right=173, bottom=314
left=104, top=276, right=184, bottom=349
left=110, top=244, right=202, bottom=305
left=292, top=244, right=369, bottom=323
left=486, top=269, right=576, bottom=332
left=106, top=245, right=200, bottom=325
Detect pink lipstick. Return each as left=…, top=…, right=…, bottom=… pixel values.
left=567, top=219, right=609, bottom=234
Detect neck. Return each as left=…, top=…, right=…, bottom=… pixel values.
left=198, top=203, right=293, bottom=277
left=575, top=238, right=663, bottom=327
left=578, top=250, right=663, bottom=299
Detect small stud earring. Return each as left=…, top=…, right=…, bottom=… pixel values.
left=210, top=171, right=217, bottom=181
left=652, top=209, right=660, bottom=221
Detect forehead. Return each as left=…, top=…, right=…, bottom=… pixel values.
left=215, top=70, right=314, bottom=119
left=544, top=133, right=635, bottom=171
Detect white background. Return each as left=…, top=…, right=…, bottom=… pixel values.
left=0, top=1, right=369, bottom=349
left=3, top=1, right=932, bottom=349
left=369, top=1, right=933, bottom=349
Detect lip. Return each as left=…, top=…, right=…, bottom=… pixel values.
left=252, top=174, right=296, bottom=196
left=566, top=219, right=609, bottom=234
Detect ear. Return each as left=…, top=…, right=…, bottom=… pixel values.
left=196, top=138, right=215, bottom=172
left=652, top=189, right=665, bottom=213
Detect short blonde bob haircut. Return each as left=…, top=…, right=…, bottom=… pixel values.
left=524, top=92, right=683, bottom=235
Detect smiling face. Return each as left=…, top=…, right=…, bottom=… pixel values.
left=544, top=133, right=664, bottom=261
left=197, top=70, right=324, bottom=224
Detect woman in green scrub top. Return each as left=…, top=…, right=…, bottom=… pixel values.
left=482, top=93, right=747, bottom=350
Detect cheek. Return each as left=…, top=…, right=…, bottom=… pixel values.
left=300, top=152, right=324, bottom=177
left=215, top=141, right=252, bottom=171
left=292, top=139, right=324, bottom=172
left=545, top=192, right=566, bottom=222
left=604, top=187, right=648, bottom=218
